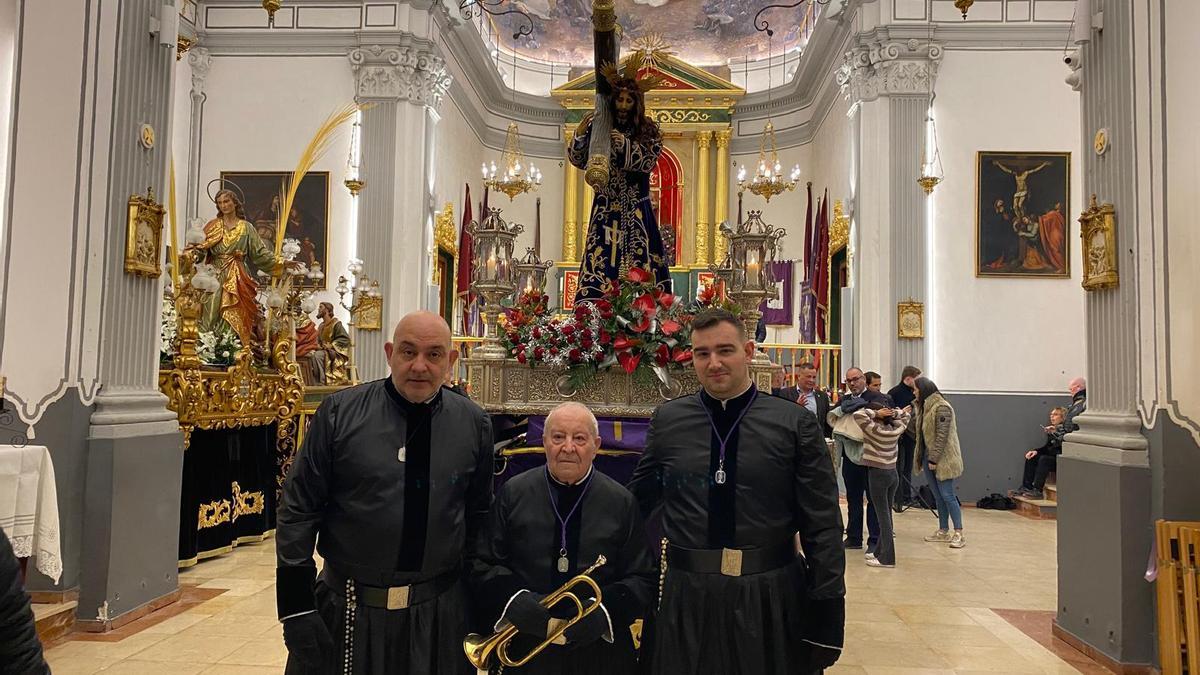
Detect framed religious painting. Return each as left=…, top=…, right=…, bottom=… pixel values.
left=220, top=171, right=330, bottom=289
left=975, top=151, right=1071, bottom=278
left=124, top=187, right=165, bottom=277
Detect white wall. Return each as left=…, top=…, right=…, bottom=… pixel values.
left=194, top=55, right=355, bottom=316
left=930, top=49, right=1085, bottom=393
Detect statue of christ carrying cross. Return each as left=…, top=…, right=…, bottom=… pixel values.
left=567, top=10, right=672, bottom=303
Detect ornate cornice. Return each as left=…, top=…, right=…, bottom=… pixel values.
left=837, top=37, right=943, bottom=105
left=187, top=47, right=212, bottom=94
left=348, top=44, right=452, bottom=109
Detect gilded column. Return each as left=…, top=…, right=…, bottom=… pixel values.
left=713, top=129, right=732, bottom=260
left=562, top=127, right=580, bottom=262
left=694, top=131, right=714, bottom=265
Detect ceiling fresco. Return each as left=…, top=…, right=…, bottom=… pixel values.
left=488, top=0, right=814, bottom=66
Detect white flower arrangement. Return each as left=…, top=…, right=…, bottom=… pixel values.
left=198, top=325, right=242, bottom=366
left=159, top=294, right=178, bottom=358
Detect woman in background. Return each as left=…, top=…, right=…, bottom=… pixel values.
left=853, top=402, right=910, bottom=567
left=913, top=377, right=966, bottom=548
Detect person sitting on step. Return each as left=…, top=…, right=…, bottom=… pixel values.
left=1015, top=407, right=1066, bottom=500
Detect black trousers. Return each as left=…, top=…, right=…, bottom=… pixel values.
left=894, top=435, right=916, bottom=506
left=842, top=454, right=879, bottom=547
left=1021, top=454, right=1058, bottom=490
left=867, top=468, right=898, bottom=565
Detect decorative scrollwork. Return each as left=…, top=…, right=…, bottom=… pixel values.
left=753, top=0, right=831, bottom=37
left=198, top=499, right=232, bottom=529
left=650, top=109, right=713, bottom=124
left=458, top=0, right=534, bottom=40
left=159, top=332, right=305, bottom=450
left=231, top=481, right=265, bottom=522
left=0, top=408, right=29, bottom=448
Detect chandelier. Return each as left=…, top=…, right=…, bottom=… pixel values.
left=737, top=27, right=800, bottom=203
left=737, top=121, right=800, bottom=202
left=483, top=122, right=543, bottom=200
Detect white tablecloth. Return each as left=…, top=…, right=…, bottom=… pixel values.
left=0, top=444, right=62, bottom=583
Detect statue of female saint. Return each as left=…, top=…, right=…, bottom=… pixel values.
left=568, top=54, right=672, bottom=303
left=186, top=189, right=284, bottom=347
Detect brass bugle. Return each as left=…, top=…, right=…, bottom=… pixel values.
left=464, top=555, right=607, bottom=669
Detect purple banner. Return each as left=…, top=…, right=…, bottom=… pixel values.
left=761, top=260, right=795, bottom=326
left=527, top=416, right=650, bottom=451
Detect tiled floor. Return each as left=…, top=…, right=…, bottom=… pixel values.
left=43, top=506, right=1104, bottom=674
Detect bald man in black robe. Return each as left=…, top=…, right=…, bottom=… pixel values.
left=470, top=402, right=655, bottom=674
left=629, top=308, right=845, bottom=675
left=276, top=311, right=494, bottom=675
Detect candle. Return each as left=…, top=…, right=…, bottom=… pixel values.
left=534, top=197, right=542, bottom=258
left=486, top=253, right=497, bottom=278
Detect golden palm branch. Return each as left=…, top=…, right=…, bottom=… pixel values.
left=273, top=102, right=361, bottom=259
left=168, top=160, right=180, bottom=290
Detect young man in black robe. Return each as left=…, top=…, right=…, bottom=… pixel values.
left=276, top=310, right=494, bottom=675
left=629, top=308, right=846, bottom=675
left=471, top=402, right=655, bottom=674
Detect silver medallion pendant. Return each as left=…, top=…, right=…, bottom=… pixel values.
left=557, top=555, right=570, bottom=574
left=714, top=468, right=727, bottom=485
left=397, top=446, right=406, bottom=463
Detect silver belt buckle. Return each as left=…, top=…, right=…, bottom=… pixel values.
left=720, top=548, right=743, bottom=577
left=386, top=585, right=411, bottom=610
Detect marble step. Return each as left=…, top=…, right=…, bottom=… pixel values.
left=1010, top=492, right=1057, bottom=520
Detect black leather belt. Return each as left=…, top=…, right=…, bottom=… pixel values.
left=322, top=566, right=458, bottom=610
left=668, top=537, right=798, bottom=577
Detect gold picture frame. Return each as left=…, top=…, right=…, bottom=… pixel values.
left=352, top=295, right=383, bottom=331
left=125, top=187, right=165, bottom=277
left=1079, top=194, right=1119, bottom=291
left=897, top=301, right=924, bottom=339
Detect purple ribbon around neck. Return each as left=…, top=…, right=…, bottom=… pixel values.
left=545, top=467, right=595, bottom=557
left=699, top=387, right=759, bottom=480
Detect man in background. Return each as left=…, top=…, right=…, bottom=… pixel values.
left=887, top=366, right=922, bottom=510
left=776, top=362, right=832, bottom=438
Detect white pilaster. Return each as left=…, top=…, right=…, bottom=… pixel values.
left=348, top=43, right=450, bottom=380
left=837, top=36, right=941, bottom=380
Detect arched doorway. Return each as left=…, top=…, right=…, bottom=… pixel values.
left=650, top=147, right=683, bottom=265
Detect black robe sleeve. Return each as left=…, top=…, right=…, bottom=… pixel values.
left=466, top=413, right=496, bottom=567
left=792, top=408, right=846, bottom=651
left=596, top=492, right=656, bottom=631
left=0, top=530, right=49, bottom=674
left=627, top=411, right=664, bottom=522
left=469, top=483, right=523, bottom=624
left=275, top=395, right=337, bottom=619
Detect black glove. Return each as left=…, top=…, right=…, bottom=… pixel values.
left=505, top=591, right=550, bottom=638
left=282, top=612, right=334, bottom=669
left=563, top=605, right=609, bottom=647
left=806, top=642, right=841, bottom=671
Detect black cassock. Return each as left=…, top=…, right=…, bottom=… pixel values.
left=471, top=466, right=656, bottom=675
left=628, top=386, right=846, bottom=675
left=277, top=379, right=494, bottom=675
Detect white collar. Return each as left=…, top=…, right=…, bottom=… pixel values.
left=707, top=381, right=755, bottom=410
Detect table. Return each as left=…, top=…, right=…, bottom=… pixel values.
left=0, top=444, right=62, bottom=583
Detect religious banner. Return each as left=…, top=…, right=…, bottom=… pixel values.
left=798, top=184, right=817, bottom=342
left=760, top=260, right=795, bottom=325
left=814, top=190, right=831, bottom=344
left=456, top=184, right=476, bottom=336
